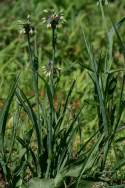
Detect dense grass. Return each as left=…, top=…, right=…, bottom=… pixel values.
left=1, top=0, right=125, bottom=188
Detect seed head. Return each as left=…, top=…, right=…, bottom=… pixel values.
left=42, top=60, right=61, bottom=77
left=19, top=15, right=36, bottom=35
left=42, top=9, right=65, bottom=29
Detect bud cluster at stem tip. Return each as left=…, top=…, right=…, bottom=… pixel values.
left=19, top=15, right=36, bottom=35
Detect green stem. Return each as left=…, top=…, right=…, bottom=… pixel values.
left=46, top=27, right=56, bottom=177
left=27, top=32, right=43, bottom=176
left=52, top=27, right=56, bottom=58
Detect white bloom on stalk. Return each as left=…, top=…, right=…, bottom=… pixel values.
left=18, top=14, right=36, bottom=36
left=42, top=9, right=66, bottom=29
left=42, top=60, right=61, bottom=77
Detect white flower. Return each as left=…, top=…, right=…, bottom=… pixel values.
left=42, top=9, right=65, bottom=29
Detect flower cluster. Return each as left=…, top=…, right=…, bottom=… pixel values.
left=42, top=60, right=61, bottom=77
left=42, top=9, right=65, bottom=29
left=19, top=15, right=36, bottom=35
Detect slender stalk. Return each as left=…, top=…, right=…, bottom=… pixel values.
left=52, top=27, right=56, bottom=58
left=51, top=27, right=56, bottom=96
left=46, top=26, right=56, bottom=178
left=27, top=32, right=43, bottom=176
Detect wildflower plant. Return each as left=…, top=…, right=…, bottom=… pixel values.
left=1, top=5, right=125, bottom=188
left=1, top=10, right=82, bottom=187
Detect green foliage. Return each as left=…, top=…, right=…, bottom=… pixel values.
left=1, top=1, right=125, bottom=188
